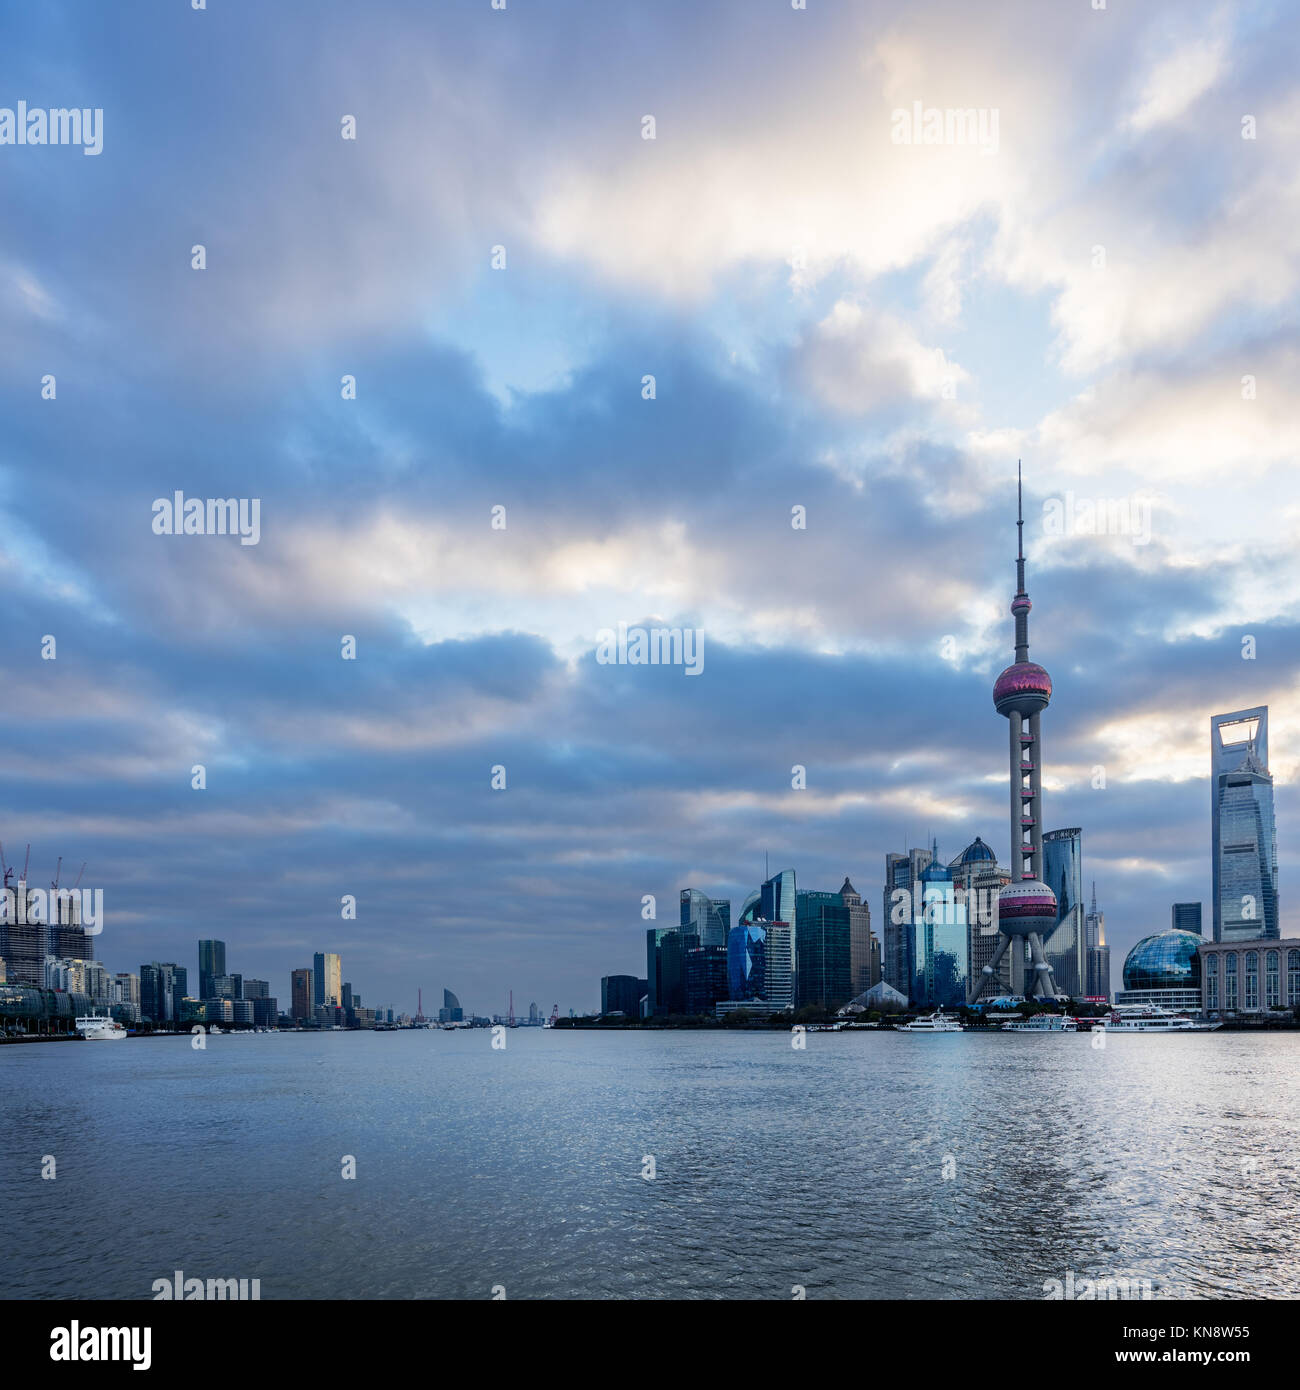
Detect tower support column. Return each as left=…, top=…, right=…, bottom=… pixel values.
left=1028, top=710, right=1043, bottom=882
left=1009, top=716, right=1022, bottom=882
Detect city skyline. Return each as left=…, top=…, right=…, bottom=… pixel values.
left=3, top=674, right=1281, bottom=1017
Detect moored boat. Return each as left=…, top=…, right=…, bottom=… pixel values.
left=897, top=1010, right=964, bottom=1032
left=1103, top=1007, right=1221, bottom=1033
left=75, top=1011, right=127, bottom=1041
left=1001, top=1013, right=1078, bottom=1032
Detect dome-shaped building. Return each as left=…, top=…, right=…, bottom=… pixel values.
left=1115, top=929, right=1203, bottom=1011
left=951, top=836, right=997, bottom=868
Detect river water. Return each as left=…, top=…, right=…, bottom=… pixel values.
left=3, top=1027, right=1297, bottom=1299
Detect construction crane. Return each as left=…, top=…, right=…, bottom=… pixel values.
left=0, top=841, right=10, bottom=889
left=51, top=856, right=62, bottom=891
left=21, top=843, right=30, bottom=883
left=72, top=863, right=86, bottom=890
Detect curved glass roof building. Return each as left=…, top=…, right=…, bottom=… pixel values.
left=1122, top=930, right=1203, bottom=992
left=1115, top=929, right=1204, bottom=1010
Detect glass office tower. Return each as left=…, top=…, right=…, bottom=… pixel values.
left=883, top=847, right=931, bottom=998
left=759, top=869, right=796, bottom=1001
left=141, top=961, right=188, bottom=1023
left=684, top=945, right=729, bottom=1015
left=911, top=853, right=968, bottom=1008
left=727, top=922, right=768, bottom=1000
left=646, top=926, right=696, bottom=1015
left=1043, top=828, right=1086, bottom=998
left=1211, top=708, right=1278, bottom=941
left=679, top=889, right=731, bottom=947
left=198, top=939, right=226, bottom=1001
left=313, top=952, right=342, bottom=1008
left=1172, top=903, right=1203, bottom=936
left=762, top=921, right=793, bottom=1009
left=795, top=890, right=853, bottom=1010
left=1085, top=882, right=1110, bottom=1000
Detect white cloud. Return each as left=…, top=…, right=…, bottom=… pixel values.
left=793, top=299, right=970, bottom=414
left=1125, top=33, right=1227, bottom=133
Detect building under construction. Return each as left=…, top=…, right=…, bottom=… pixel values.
left=0, top=847, right=90, bottom=988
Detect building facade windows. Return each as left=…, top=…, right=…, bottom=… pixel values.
left=1199, top=937, right=1300, bottom=1016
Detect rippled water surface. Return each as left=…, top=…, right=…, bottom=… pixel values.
left=4, top=1028, right=1298, bottom=1299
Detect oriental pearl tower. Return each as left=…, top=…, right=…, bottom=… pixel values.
left=972, top=463, right=1063, bottom=1001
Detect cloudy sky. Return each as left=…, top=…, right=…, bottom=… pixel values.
left=2, top=0, right=1297, bottom=1015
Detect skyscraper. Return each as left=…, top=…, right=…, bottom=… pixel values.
left=1085, top=882, right=1110, bottom=1000
left=684, top=945, right=729, bottom=1015
left=883, top=847, right=931, bottom=997
left=1211, top=708, right=1278, bottom=942
left=795, top=889, right=854, bottom=1010
left=646, top=925, right=694, bottom=1016
left=679, top=889, right=731, bottom=947
left=313, top=952, right=342, bottom=1008
left=973, top=464, right=1061, bottom=1001
left=912, top=847, right=969, bottom=1009
left=141, top=962, right=188, bottom=1023
left=727, top=921, right=768, bottom=1001
left=839, top=878, right=879, bottom=997
left=198, top=939, right=226, bottom=1001
left=1172, top=903, right=1203, bottom=936
left=1043, top=828, right=1086, bottom=998
left=757, top=869, right=796, bottom=1002
left=761, top=921, right=793, bottom=1009
left=291, top=968, right=313, bottom=1022
left=440, top=987, right=463, bottom=1023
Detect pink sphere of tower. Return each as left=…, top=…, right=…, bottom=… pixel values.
left=993, top=661, right=1053, bottom=717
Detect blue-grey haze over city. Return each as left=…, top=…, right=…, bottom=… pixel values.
left=3, top=0, right=1300, bottom=1019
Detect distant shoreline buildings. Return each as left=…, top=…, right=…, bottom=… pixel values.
left=600, top=475, right=1292, bottom=1026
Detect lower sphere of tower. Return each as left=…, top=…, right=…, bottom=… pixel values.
left=996, top=879, right=1057, bottom=938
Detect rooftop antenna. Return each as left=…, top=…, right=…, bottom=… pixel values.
left=1017, top=458, right=1024, bottom=558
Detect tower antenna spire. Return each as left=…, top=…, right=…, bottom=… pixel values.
left=1015, top=459, right=1027, bottom=601
left=1017, top=458, right=1023, bottom=558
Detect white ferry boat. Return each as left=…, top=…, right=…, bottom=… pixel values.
left=1001, top=1013, right=1078, bottom=1032
left=75, top=1012, right=127, bottom=1041
left=897, top=1010, right=964, bottom=1032
left=1103, top=1007, right=1221, bottom=1033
